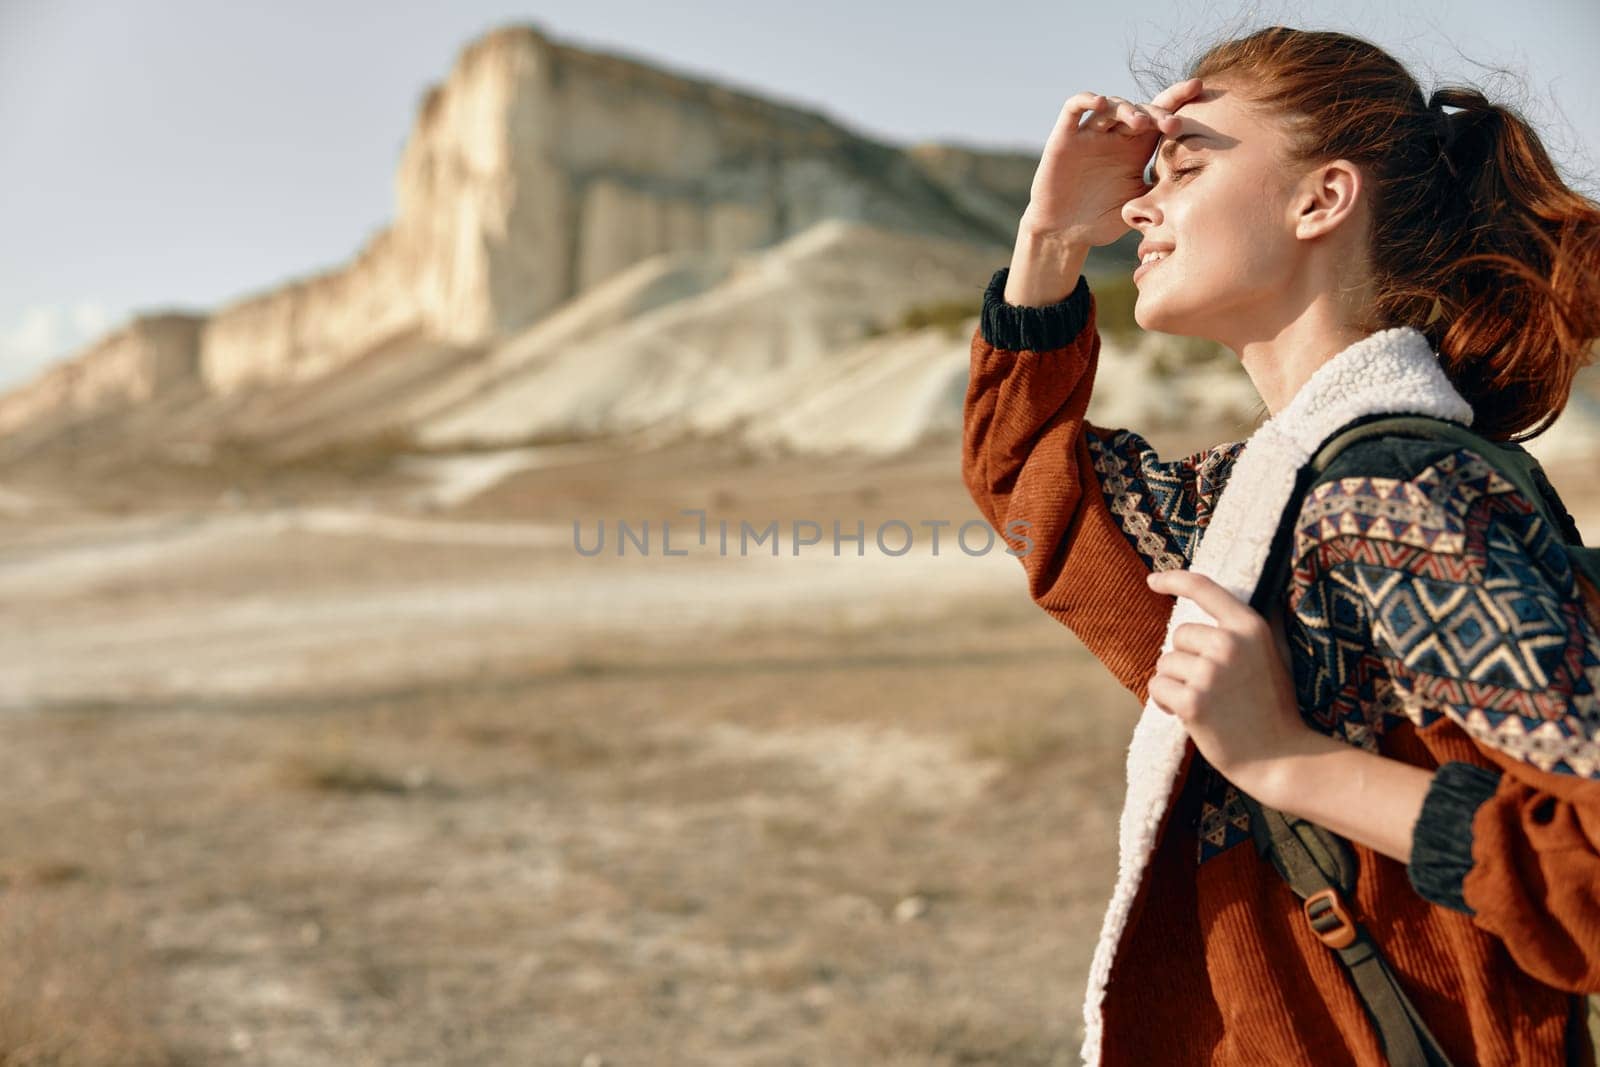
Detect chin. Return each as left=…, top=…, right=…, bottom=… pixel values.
left=1132, top=293, right=1186, bottom=335
left=1133, top=279, right=1214, bottom=337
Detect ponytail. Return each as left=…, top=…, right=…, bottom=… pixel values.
left=1417, top=86, right=1600, bottom=440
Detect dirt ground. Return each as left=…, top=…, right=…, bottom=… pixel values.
left=0, top=426, right=1595, bottom=1065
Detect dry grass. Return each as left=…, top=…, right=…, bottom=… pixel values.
left=965, top=718, right=1071, bottom=773
left=0, top=890, right=179, bottom=1066
left=848, top=1005, right=1075, bottom=1067
left=273, top=728, right=440, bottom=796
left=6, top=430, right=1589, bottom=1063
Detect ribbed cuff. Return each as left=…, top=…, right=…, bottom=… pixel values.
left=979, top=267, right=1091, bottom=352
left=1407, top=761, right=1502, bottom=915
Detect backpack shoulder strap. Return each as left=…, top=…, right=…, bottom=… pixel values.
left=1307, top=415, right=1600, bottom=590
left=1311, top=415, right=1548, bottom=525
left=1238, top=789, right=1458, bottom=1066
left=1251, top=413, right=1599, bottom=615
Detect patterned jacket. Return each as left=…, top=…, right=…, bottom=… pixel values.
left=962, top=266, right=1600, bottom=1065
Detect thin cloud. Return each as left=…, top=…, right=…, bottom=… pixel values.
left=0, top=302, right=117, bottom=392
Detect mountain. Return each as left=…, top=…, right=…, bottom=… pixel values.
left=0, top=23, right=1143, bottom=476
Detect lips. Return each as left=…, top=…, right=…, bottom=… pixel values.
left=1133, top=248, right=1173, bottom=282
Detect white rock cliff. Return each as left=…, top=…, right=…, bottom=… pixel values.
left=0, top=23, right=1042, bottom=455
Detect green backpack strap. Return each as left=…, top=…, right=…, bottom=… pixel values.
left=1252, top=413, right=1600, bottom=616
left=1238, top=791, right=1459, bottom=1066
left=1307, top=415, right=1600, bottom=590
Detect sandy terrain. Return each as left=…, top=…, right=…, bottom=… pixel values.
left=0, top=431, right=1146, bottom=1067
left=1, top=427, right=1595, bottom=1065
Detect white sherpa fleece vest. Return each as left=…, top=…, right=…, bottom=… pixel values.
left=1079, top=325, right=1474, bottom=1066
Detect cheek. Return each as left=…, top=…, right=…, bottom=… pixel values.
left=1135, top=172, right=1295, bottom=332
left=1181, top=187, right=1291, bottom=289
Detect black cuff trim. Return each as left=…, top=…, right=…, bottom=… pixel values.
left=979, top=267, right=1092, bottom=352
left=1407, top=761, right=1502, bottom=916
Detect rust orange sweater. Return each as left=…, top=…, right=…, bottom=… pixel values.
left=962, top=267, right=1600, bottom=1065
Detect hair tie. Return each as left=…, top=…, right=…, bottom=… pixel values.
left=1425, top=94, right=1466, bottom=186
left=1430, top=101, right=1458, bottom=154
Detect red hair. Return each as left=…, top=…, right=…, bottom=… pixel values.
left=1161, top=26, right=1600, bottom=440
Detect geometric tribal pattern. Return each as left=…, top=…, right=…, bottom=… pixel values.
left=1082, top=429, right=1261, bottom=865
left=1087, top=429, right=1245, bottom=573
left=1288, top=448, right=1600, bottom=781
left=1095, top=442, right=1600, bottom=866
left=1195, top=762, right=1255, bottom=863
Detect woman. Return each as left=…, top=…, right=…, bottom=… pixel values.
left=962, top=26, right=1600, bottom=1066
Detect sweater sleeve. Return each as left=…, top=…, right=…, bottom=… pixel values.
left=1289, top=444, right=1600, bottom=993
left=960, top=265, right=1243, bottom=702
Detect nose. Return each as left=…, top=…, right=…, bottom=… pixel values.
left=1121, top=186, right=1160, bottom=231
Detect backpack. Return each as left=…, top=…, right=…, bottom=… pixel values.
left=1239, top=413, right=1599, bottom=1067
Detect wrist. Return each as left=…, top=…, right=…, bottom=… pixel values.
left=1016, top=210, right=1091, bottom=249
left=1236, top=730, right=1347, bottom=811
left=1006, top=223, right=1089, bottom=306
left=1240, top=734, right=1439, bottom=867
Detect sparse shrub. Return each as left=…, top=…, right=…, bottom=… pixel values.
left=272, top=426, right=420, bottom=478
left=279, top=756, right=416, bottom=795
left=448, top=716, right=616, bottom=769
left=1086, top=271, right=1141, bottom=340
left=276, top=730, right=431, bottom=795
left=203, top=426, right=420, bottom=482
left=896, top=299, right=981, bottom=338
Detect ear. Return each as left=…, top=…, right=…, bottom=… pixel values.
left=1292, top=159, right=1363, bottom=240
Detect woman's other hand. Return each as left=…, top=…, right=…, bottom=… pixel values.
left=1144, top=568, right=1324, bottom=796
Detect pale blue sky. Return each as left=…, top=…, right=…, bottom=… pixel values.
left=1, top=0, right=1595, bottom=391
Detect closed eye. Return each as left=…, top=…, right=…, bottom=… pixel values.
left=1145, top=162, right=1202, bottom=188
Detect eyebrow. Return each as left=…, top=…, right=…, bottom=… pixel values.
left=1146, top=133, right=1213, bottom=185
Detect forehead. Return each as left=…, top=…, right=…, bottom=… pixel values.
left=1145, top=86, right=1254, bottom=179
left=1160, top=86, right=1235, bottom=150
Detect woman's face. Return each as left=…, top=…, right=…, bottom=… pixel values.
left=1119, top=83, right=1309, bottom=345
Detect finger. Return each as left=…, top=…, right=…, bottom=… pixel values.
left=1090, top=96, right=1156, bottom=136
left=1137, top=104, right=1184, bottom=136
left=1146, top=570, right=1261, bottom=631
left=1114, top=100, right=1158, bottom=135
left=1150, top=76, right=1204, bottom=112
left=1171, top=624, right=1232, bottom=663
left=1147, top=675, right=1196, bottom=720
left=1127, top=103, right=1163, bottom=132
left=1074, top=95, right=1120, bottom=133
left=1156, top=649, right=1214, bottom=686
left=1061, top=92, right=1110, bottom=133
left=1083, top=101, right=1123, bottom=132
